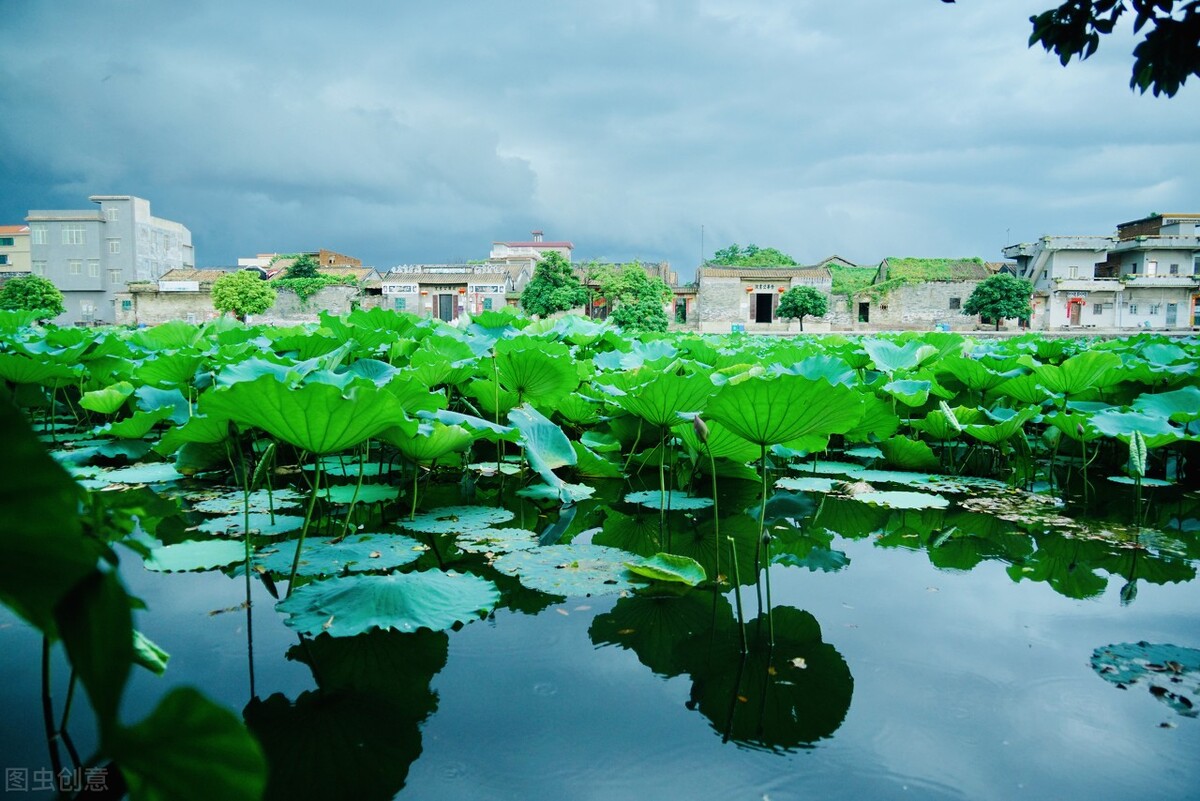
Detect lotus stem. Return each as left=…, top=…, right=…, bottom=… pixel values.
left=410, top=462, right=419, bottom=520
left=705, top=441, right=720, bottom=582
left=727, top=536, right=747, bottom=654
left=41, top=637, right=64, bottom=779
left=286, top=455, right=322, bottom=598
left=339, top=441, right=369, bottom=540
left=754, top=444, right=768, bottom=622
left=622, top=419, right=644, bottom=474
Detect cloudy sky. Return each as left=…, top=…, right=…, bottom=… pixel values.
left=2, top=1, right=1196, bottom=278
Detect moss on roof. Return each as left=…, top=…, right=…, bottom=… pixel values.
left=863, top=257, right=989, bottom=299
left=828, top=265, right=878, bottom=297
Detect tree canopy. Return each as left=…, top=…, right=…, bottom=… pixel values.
left=944, top=0, right=1200, bottom=96
left=961, top=273, right=1033, bottom=330
left=284, top=254, right=320, bottom=279
left=0, top=275, right=65, bottom=319
left=519, top=252, right=587, bottom=317
left=776, top=286, right=829, bottom=331
left=596, top=263, right=673, bottom=333
left=212, top=270, right=277, bottom=322
left=710, top=244, right=797, bottom=267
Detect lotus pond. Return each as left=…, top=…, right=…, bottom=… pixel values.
left=0, top=308, right=1198, bottom=800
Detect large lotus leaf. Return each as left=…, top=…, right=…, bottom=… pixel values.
left=841, top=393, right=901, bottom=443
left=135, top=352, right=204, bottom=389
left=0, top=352, right=83, bottom=386
left=772, top=354, right=855, bottom=386
left=110, top=687, right=266, bottom=801
left=706, top=375, right=865, bottom=448
left=881, top=379, right=931, bottom=408
left=464, top=378, right=520, bottom=419
left=324, top=484, right=400, bottom=505
left=255, top=533, right=424, bottom=576
left=276, top=570, right=499, bottom=637
left=416, top=408, right=516, bottom=442
left=135, top=386, right=190, bottom=425
left=877, top=436, right=941, bottom=471
left=401, top=505, right=515, bottom=534
left=614, top=370, right=716, bottom=427
left=555, top=393, right=603, bottom=426
left=570, top=441, right=624, bottom=478
left=509, top=403, right=576, bottom=480
left=863, top=339, right=937, bottom=374
left=1044, top=409, right=1105, bottom=443
left=128, top=320, right=203, bottom=351
left=1031, top=351, right=1123, bottom=396
left=935, top=356, right=1016, bottom=393
left=93, top=462, right=186, bottom=485
left=342, top=358, right=400, bottom=386
left=79, top=381, right=136, bottom=414
left=993, top=373, right=1051, bottom=406
left=143, top=539, right=247, bottom=572
left=190, top=488, right=305, bottom=514
left=196, top=513, right=305, bottom=538
left=1090, top=409, right=1181, bottom=449
left=677, top=416, right=762, bottom=462
left=95, top=407, right=176, bottom=440
left=911, top=406, right=964, bottom=440
left=625, top=553, right=707, bottom=586
left=963, top=407, right=1038, bottom=444
left=201, top=375, right=405, bottom=455
left=382, top=373, right=449, bottom=415
left=492, top=543, right=638, bottom=597
left=624, top=490, right=714, bottom=511
left=494, top=337, right=578, bottom=404
left=157, top=414, right=234, bottom=454
left=1132, top=387, right=1200, bottom=426
left=380, top=420, right=473, bottom=464
left=455, top=527, right=540, bottom=555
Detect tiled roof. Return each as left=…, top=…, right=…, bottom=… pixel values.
left=698, top=266, right=832, bottom=280
left=0, top=225, right=30, bottom=235
left=157, top=268, right=234, bottom=283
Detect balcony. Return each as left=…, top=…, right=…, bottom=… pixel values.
left=1118, top=274, right=1199, bottom=288
left=1050, top=278, right=1121, bottom=293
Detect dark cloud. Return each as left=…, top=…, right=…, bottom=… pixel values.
left=1, top=0, right=1196, bottom=275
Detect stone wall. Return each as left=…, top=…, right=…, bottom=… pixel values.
left=858, top=281, right=982, bottom=330
left=116, top=285, right=360, bottom=326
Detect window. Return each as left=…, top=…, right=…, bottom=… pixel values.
left=1068, top=266, right=1079, bottom=279
left=107, top=239, right=120, bottom=254
left=0, top=255, right=8, bottom=265
left=185, top=313, right=197, bottom=324
left=31, top=225, right=46, bottom=245
left=0, top=237, right=13, bottom=246
left=1093, top=303, right=1103, bottom=316
left=1169, top=263, right=1179, bottom=275
left=68, top=260, right=82, bottom=275
left=104, top=208, right=119, bottom=222
left=62, top=224, right=86, bottom=245
left=1146, top=260, right=1158, bottom=276
left=1128, top=304, right=1138, bottom=314
left=80, top=303, right=95, bottom=322
left=32, top=261, right=46, bottom=276
left=1150, top=304, right=1162, bottom=315
left=121, top=299, right=132, bottom=311
left=483, top=298, right=494, bottom=311
left=948, top=297, right=961, bottom=310
left=87, top=260, right=99, bottom=277
left=108, top=269, right=122, bottom=284
left=393, top=298, right=407, bottom=311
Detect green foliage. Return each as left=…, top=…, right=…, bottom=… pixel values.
left=776, top=286, right=828, bottom=329
left=863, top=257, right=988, bottom=300
left=0, top=274, right=65, bottom=318
left=211, top=270, right=277, bottom=321
left=961, top=273, right=1033, bottom=330
left=828, top=265, right=876, bottom=298
left=284, top=254, right=320, bottom=278
left=1025, top=0, right=1200, bottom=96
left=711, top=244, right=797, bottom=266
left=597, top=263, right=672, bottom=332
left=274, top=273, right=358, bottom=302
left=520, top=252, right=587, bottom=316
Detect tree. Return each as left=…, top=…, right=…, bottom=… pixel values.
left=211, top=270, right=277, bottom=322
left=942, top=0, right=1199, bottom=96
left=284, top=254, right=320, bottom=279
left=961, top=273, right=1033, bottom=330
left=0, top=275, right=65, bottom=319
left=776, top=286, right=829, bottom=331
left=710, top=244, right=797, bottom=267
left=598, top=263, right=672, bottom=333
left=519, top=252, right=587, bottom=317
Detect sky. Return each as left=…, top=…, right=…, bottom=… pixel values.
left=2, top=1, right=1197, bottom=279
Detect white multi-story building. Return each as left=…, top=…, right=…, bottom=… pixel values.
left=26, top=195, right=193, bottom=325
left=1003, top=213, right=1199, bottom=330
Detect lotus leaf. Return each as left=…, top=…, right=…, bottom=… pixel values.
left=855, top=490, right=950, bottom=510
left=196, top=513, right=305, bottom=538
left=1091, top=642, right=1200, bottom=717
left=143, top=539, right=247, bottom=572
left=323, top=484, right=400, bottom=505
left=877, top=436, right=941, bottom=471
left=134, top=352, right=203, bottom=389
left=1132, top=387, right=1200, bottom=426
left=401, top=505, right=516, bottom=534
left=963, top=407, right=1037, bottom=444
left=841, top=394, right=901, bottom=443
left=0, top=353, right=83, bottom=386
left=571, top=441, right=624, bottom=478
left=455, top=527, right=540, bottom=554
left=881, top=379, right=931, bottom=407
left=255, top=533, right=424, bottom=576
left=492, top=543, right=638, bottom=596
left=775, top=476, right=839, bottom=493
left=95, top=407, right=176, bottom=439
left=624, top=553, right=707, bottom=586
left=624, top=490, right=714, bottom=511
left=863, top=339, right=937, bottom=374
left=380, top=420, right=473, bottom=463
left=276, top=570, right=500, bottom=637
left=494, top=337, right=578, bottom=404
left=1031, top=351, right=1123, bottom=397
left=614, top=370, right=716, bottom=428
left=706, top=375, right=865, bottom=448
left=1090, top=409, right=1181, bottom=449
left=509, top=403, right=576, bottom=486
left=94, top=462, right=186, bottom=485
left=190, top=488, right=304, bottom=515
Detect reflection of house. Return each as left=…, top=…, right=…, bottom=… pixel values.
left=26, top=195, right=193, bottom=325
left=380, top=265, right=514, bottom=321
left=1004, top=213, right=1200, bottom=330
left=695, top=260, right=834, bottom=333
left=0, top=225, right=31, bottom=274
left=846, top=258, right=994, bottom=331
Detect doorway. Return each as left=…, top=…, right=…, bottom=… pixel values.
left=1069, top=302, right=1082, bottom=326
left=754, top=294, right=774, bottom=323
left=1166, top=303, right=1177, bottom=326
left=437, top=294, right=454, bottom=322
left=858, top=302, right=870, bottom=323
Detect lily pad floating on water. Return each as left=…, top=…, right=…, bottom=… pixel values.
left=276, top=570, right=500, bottom=638
left=775, top=476, right=839, bottom=494
left=195, top=513, right=306, bottom=538
left=144, top=539, right=247, bottom=573
left=492, top=544, right=638, bottom=597
left=1106, top=476, right=1175, bottom=488
left=91, top=462, right=187, bottom=486
left=255, top=533, right=424, bottom=576
left=189, top=488, right=305, bottom=515
left=1091, top=641, right=1200, bottom=717
left=854, top=490, right=950, bottom=510
left=401, top=505, right=515, bottom=534
left=623, top=490, right=714, bottom=511
left=454, top=527, right=540, bottom=555
left=303, top=459, right=394, bottom=478
left=324, top=484, right=400, bottom=505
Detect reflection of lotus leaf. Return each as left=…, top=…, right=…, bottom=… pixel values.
left=276, top=571, right=500, bottom=637
left=455, top=527, right=540, bottom=555
left=1106, top=476, right=1174, bottom=488
left=196, top=513, right=305, bottom=538
left=591, top=590, right=730, bottom=678
left=624, top=490, right=714, bottom=511
left=400, top=505, right=515, bottom=534
left=1091, top=642, right=1200, bottom=717
left=492, top=544, right=638, bottom=596
left=856, top=490, right=949, bottom=510
left=255, top=533, right=424, bottom=576
left=144, top=539, right=246, bottom=572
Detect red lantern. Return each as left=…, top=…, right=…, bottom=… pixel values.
left=777, top=287, right=786, bottom=293
left=745, top=286, right=754, bottom=293
left=458, top=287, right=467, bottom=294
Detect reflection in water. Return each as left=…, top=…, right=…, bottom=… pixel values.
left=244, top=628, right=448, bottom=800
left=591, top=591, right=853, bottom=752
left=1091, top=642, right=1200, bottom=718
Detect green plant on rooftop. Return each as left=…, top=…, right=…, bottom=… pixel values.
left=283, top=254, right=320, bottom=279
left=861, top=258, right=988, bottom=301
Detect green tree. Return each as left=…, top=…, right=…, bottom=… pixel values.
left=284, top=254, right=320, bottom=279
left=776, top=286, right=829, bottom=331
left=961, top=273, right=1033, bottom=331
left=598, top=263, right=672, bottom=333
left=519, top=252, right=587, bottom=317
left=942, top=0, right=1199, bottom=96
left=0, top=275, right=66, bottom=319
left=212, top=270, right=277, bottom=322
left=710, top=244, right=797, bottom=267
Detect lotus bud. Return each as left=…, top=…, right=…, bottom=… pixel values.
left=692, top=415, right=709, bottom=444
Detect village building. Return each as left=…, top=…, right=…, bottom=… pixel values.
left=0, top=225, right=31, bottom=274
left=1004, top=213, right=1200, bottom=330
left=379, top=265, right=514, bottom=322
left=839, top=257, right=996, bottom=331
left=694, top=259, right=837, bottom=333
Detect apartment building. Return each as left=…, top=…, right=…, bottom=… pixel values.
left=0, top=225, right=31, bottom=274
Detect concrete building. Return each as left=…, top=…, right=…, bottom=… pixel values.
left=26, top=195, right=193, bottom=325
left=238, top=249, right=362, bottom=272
left=488, top=231, right=574, bottom=292
left=846, top=258, right=994, bottom=331
left=695, top=260, right=835, bottom=333
left=1004, top=213, right=1200, bottom=330
left=0, top=225, right=31, bottom=274
left=380, top=265, right=513, bottom=322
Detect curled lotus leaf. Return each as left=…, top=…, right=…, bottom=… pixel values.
left=276, top=570, right=500, bottom=638
left=624, top=553, right=707, bottom=586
